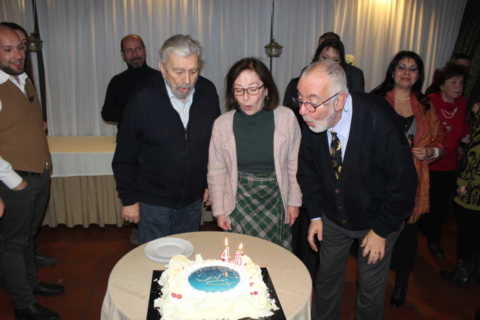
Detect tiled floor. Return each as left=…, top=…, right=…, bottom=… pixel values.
left=0, top=222, right=479, bottom=319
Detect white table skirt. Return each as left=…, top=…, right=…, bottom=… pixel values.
left=44, top=136, right=213, bottom=226
left=48, top=136, right=116, bottom=177
left=101, top=231, right=312, bottom=320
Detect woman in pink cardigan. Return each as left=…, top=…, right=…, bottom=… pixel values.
left=207, top=57, right=302, bottom=249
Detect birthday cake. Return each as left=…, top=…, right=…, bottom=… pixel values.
left=154, top=253, right=279, bottom=320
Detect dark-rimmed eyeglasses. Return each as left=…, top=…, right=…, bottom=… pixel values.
left=233, top=84, right=264, bottom=96
left=293, top=92, right=340, bottom=112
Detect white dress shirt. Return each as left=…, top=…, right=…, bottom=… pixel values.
left=327, top=94, right=353, bottom=160
left=164, top=81, right=195, bottom=129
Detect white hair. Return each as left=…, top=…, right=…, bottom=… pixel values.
left=159, top=34, right=202, bottom=64
left=301, top=60, right=349, bottom=95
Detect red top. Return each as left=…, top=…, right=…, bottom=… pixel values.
left=428, top=92, right=468, bottom=171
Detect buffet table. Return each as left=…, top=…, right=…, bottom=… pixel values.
left=101, top=231, right=312, bottom=320
left=44, top=136, right=122, bottom=227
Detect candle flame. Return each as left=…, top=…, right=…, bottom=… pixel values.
left=224, top=237, right=229, bottom=246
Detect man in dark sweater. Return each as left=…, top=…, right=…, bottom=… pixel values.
left=112, top=34, right=220, bottom=244
left=101, top=34, right=159, bottom=126
left=297, top=60, right=417, bottom=320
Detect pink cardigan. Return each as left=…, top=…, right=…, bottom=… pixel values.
left=207, top=106, right=302, bottom=221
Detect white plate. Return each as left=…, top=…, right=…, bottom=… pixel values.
left=144, top=237, right=194, bottom=264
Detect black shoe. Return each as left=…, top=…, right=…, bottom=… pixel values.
left=36, top=255, right=57, bottom=268
left=428, top=242, right=446, bottom=261
left=33, top=282, right=64, bottom=296
left=472, top=253, right=480, bottom=284
left=390, top=278, right=408, bottom=307
left=14, top=303, right=60, bottom=320
left=440, top=260, right=472, bottom=287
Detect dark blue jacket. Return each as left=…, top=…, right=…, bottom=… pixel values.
left=297, top=93, right=417, bottom=237
left=112, top=73, right=220, bottom=208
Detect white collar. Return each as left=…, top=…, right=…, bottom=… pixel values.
left=0, top=69, right=28, bottom=86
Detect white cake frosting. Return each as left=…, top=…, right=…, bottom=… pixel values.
left=154, top=254, right=279, bottom=320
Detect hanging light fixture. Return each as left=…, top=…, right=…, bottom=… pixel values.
left=28, top=0, right=43, bottom=52
left=264, top=0, right=283, bottom=71
left=28, top=30, right=43, bottom=52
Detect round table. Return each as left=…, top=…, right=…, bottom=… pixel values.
left=101, top=231, right=312, bottom=320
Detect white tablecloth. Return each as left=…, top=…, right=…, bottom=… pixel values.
left=48, top=136, right=116, bottom=177
left=44, top=136, right=213, bottom=227
left=45, top=136, right=121, bottom=226
left=101, top=231, right=312, bottom=320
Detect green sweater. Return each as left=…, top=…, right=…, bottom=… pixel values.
left=455, top=110, right=480, bottom=212
left=233, top=109, right=274, bottom=174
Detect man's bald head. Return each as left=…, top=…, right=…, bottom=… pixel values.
left=0, top=25, right=26, bottom=75
left=297, top=60, right=348, bottom=133
left=121, top=34, right=146, bottom=68
left=300, top=60, right=348, bottom=95
left=0, top=24, right=14, bottom=37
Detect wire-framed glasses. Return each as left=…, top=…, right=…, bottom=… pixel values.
left=233, top=84, right=264, bottom=96
left=293, top=92, right=340, bottom=112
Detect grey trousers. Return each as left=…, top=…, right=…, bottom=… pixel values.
left=313, top=217, right=401, bottom=320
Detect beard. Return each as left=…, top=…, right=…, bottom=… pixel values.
left=168, top=82, right=194, bottom=100
left=0, top=62, right=25, bottom=76
left=303, top=107, right=336, bottom=133
left=127, top=57, right=145, bottom=69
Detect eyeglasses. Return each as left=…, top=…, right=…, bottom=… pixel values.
left=233, top=84, right=264, bottom=96
left=293, top=92, right=340, bottom=112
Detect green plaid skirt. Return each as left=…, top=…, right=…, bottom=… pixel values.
left=230, top=171, right=292, bottom=250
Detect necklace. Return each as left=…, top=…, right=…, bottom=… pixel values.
left=440, top=107, right=458, bottom=120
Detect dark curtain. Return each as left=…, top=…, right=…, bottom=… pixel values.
left=454, top=0, right=480, bottom=99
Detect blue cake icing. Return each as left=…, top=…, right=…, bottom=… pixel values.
left=188, top=266, right=240, bottom=292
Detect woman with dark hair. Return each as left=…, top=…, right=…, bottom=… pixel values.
left=421, top=64, right=469, bottom=262
left=311, top=39, right=365, bottom=93
left=284, top=39, right=364, bottom=124
left=371, top=50, right=444, bottom=307
left=208, top=57, right=302, bottom=249
left=311, top=38, right=347, bottom=65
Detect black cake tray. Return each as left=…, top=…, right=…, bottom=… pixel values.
left=147, top=268, right=286, bottom=320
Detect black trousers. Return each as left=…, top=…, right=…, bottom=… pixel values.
left=313, top=217, right=400, bottom=320
left=420, top=170, right=457, bottom=244
left=390, top=223, right=418, bottom=280
left=0, top=170, right=50, bottom=308
left=455, top=204, right=480, bottom=262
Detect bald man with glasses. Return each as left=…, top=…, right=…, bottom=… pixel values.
left=296, top=60, right=417, bottom=320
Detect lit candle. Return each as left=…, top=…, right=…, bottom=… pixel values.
left=233, top=242, right=243, bottom=265
left=220, top=237, right=230, bottom=262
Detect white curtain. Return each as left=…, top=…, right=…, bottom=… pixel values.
left=1, top=0, right=466, bottom=136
